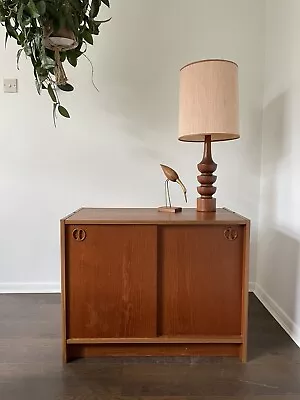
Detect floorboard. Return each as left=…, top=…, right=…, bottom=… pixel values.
left=0, top=293, right=299, bottom=399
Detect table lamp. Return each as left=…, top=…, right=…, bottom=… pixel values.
left=178, top=59, right=240, bottom=212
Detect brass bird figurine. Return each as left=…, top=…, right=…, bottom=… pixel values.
left=159, top=164, right=187, bottom=213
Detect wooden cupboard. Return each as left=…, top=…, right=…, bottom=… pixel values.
left=61, top=208, right=250, bottom=362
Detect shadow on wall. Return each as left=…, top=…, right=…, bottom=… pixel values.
left=263, top=230, right=299, bottom=330
left=258, top=92, right=300, bottom=339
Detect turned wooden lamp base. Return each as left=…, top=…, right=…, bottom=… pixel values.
left=197, top=198, right=216, bottom=212
left=197, top=135, right=217, bottom=213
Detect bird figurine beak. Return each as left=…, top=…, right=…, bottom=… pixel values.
left=176, top=179, right=188, bottom=203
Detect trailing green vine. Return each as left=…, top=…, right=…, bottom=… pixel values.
left=0, top=0, right=110, bottom=122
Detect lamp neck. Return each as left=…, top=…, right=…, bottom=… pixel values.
left=203, top=135, right=212, bottom=160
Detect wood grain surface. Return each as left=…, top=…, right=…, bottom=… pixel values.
left=66, top=225, right=157, bottom=339
left=240, top=220, right=251, bottom=362
left=67, top=343, right=241, bottom=358
left=66, top=336, right=243, bottom=344
left=60, top=219, right=67, bottom=363
left=158, top=225, right=243, bottom=336
left=64, top=207, right=249, bottom=225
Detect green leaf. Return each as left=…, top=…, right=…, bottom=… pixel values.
left=48, top=84, right=57, bottom=103
left=26, top=0, right=40, bottom=18
left=34, top=34, right=42, bottom=49
left=74, top=49, right=83, bottom=58
left=24, top=43, right=32, bottom=56
left=42, top=56, right=56, bottom=69
left=94, top=17, right=111, bottom=26
left=18, top=33, right=25, bottom=44
left=35, top=79, right=41, bottom=95
left=60, top=52, right=66, bottom=62
left=101, top=0, right=110, bottom=7
left=16, top=48, right=23, bottom=70
left=45, top=49, right=55, bottom=60
left=57, top=83, right=74, bottom=92
left=5, top=21, right=18, bottom=40
left=17, top=3, right=25, bottom=26
left=90, top=0, right=100, bottom=18
left=5, top=32, right=9, bottom=48
left=53, top=102, right=58, bottom=127
left=67, top=52, right=77, bottom=67
left=92, top=17, right=111, bottom=34
left=69, top=0, right=81, bottom=12
left=22, top=16, right=32, bottom=26
left=83, top=30, right=93, bottom=45
left=36, top=1, right=46, bottom=16
left=58, top=105, right=70, bottom=118
left=75, top=38, right=84, bottom=53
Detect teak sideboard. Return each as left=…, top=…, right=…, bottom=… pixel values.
left=61, top=208, right=250, bottom=363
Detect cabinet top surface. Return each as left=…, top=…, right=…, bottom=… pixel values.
left=63, top=208, right=249, bottom=225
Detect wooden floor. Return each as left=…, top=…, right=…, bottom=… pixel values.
left=0, top=294, right=299, bottom=399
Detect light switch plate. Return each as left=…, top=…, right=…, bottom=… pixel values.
left=4, top=78, right=18, bottom=93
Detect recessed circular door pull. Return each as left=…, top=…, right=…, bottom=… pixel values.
left=72, top=229, right=86, bottom=241
left=224, top=227, right=238, bottom=241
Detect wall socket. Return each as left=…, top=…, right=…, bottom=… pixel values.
left=4, top=79, right=18, bottom=93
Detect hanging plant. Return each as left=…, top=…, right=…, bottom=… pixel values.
left=0, top=0, right=111, bottom=123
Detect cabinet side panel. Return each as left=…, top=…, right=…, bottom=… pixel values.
left=240, top=222, right=250, bottom=362
left=60, top=219, right=67, bottom=362
left=66, top=225, right=157, bottom=339
left=159, top=225, right=243, bottom=336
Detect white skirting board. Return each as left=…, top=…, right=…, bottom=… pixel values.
left=0, top=282, right=256, bottom=294
left=254, top=282, right=300, bottom=348
left=0, top=282, right=61, bottom=294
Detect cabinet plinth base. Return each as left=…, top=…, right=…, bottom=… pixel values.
left=66, top=343, right=243, bottom=362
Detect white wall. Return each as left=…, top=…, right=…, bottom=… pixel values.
left=256, top=0, right=300, bottom=346
left=0, top=0, right=265, bottom=292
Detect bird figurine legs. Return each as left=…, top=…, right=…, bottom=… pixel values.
left=165, top=179, right=172, bottom=208
left=159, top=179, right=182, bottom=213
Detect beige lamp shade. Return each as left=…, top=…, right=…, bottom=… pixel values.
left=178, top=59, right=240, bottom=142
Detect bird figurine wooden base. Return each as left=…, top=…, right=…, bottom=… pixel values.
left=158, top=164, right=187, bottom=213
left=158, top=206, right=182, bottom=213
